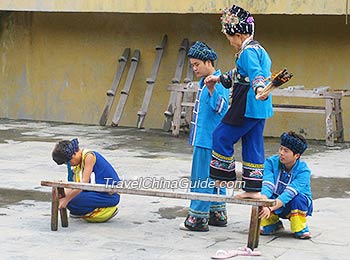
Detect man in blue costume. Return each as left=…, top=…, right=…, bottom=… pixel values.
left=259, top=131, right=313, bottom=239
left=205, top=5, right=273, bottom=197
left=183, top=41, right=230, bottom=231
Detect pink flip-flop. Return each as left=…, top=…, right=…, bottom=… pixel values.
left=211, top=247, right=261, bottom=259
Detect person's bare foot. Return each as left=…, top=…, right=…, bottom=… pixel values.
left=234, top=191, right=262, bottom=199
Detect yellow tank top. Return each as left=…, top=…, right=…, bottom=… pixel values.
left=72, top=149, right=96, bottom=183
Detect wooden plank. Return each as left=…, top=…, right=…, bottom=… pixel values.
left=167, top=83, right=199, bottom=92
left=273, top=104, right=325, bottom=110
left=51, top=187, right=59, bottom=231
left=171, top=38, right=189, bottom=84
left=182, top=63, right=195, bottom=129
left=285, top=85, right=305, bottom=91
left=247, top=206, right=262, bottom=250
left=184, top=58, right=194, bottom=84
left=99, top=48, right=130, bottom=126
left=335, top=89, right=350, bottom=97
left=137, top=35, right=167, bottom=129
left=181, top=102, right=195, bottom=107
left=169, top=84, right=343, bottom=98
left=111, top=49, right=141, bottom=126
left=312, top=86, right=330, bottom=93
left=273, top=107, right=325, bottom=114
left=163, top=38, right=189, bottom=131
left=41, top=181, right=276, bottom=207
left=272, top=88, right=342, bottom=99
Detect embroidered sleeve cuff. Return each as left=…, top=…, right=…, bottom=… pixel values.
left=261, top=181, right=274, bottom=198
left=252, top=75, right=266, bottom=92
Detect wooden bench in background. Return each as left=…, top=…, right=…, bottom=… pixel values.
left=167, top=83, right=346, bottom=146
left=41, top=180, right=275, bottom=250
left=272, top=86, right=344, bottom=146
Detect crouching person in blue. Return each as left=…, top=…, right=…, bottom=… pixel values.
left=259, top=131, right=313, bottom=239
left=52, top=138, right=120, bottom=223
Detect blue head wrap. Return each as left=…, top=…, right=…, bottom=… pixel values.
left=280, top=132, right=308, bottom=155
left=65, top=138, right=79, bottom=182
left=65, top=138, right=79, bottom=161
left=188, top=41, right=218, bottom=61
left=52, top=138, right=79, bottom=165
left=221, top=5, right=255, bottom=36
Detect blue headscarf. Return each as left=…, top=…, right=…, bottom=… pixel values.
left=52, top=138, right=80, bottom=165
left=52, top=138, right=80, bottom=181
left=65, top=138, right=79, bottom=182
left=280, top=132, right=308, bottom=155
left=187, top=41, right=218, bottom=61
left=65, top=138, right=79, bottom=161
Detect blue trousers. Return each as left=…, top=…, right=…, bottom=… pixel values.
left=67, top=191, right=120, bottom=215
left=262, top=193, right=313, bottom=233
left=189, top=146, right=226, bottom=218
left=210, top=118, right=265, bottom=191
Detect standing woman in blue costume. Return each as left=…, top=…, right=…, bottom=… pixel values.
left=183, top=41, right=230, bottom=232
left=52, top=138, right=120, bottom=222
left=205, top=5, right=273, bottom=198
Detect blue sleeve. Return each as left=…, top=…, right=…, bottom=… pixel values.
left=261, top=156, right=276, bottom=198
left=278, top=167, right=311, bottom=205
left=208, top=82, right=229, bottom=115
left=239, top=48, right=266, bottom=92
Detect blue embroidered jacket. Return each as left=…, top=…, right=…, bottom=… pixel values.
left=236, top=41, right=273, bottom=119
left=219, top=39, right=273, bottom=125
left=188, top=69, right=229, bottom=149
left=261, top=154, right=312, bottom=206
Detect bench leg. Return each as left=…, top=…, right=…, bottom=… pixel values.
left=58, top=188, right=69, bottom=228
left=247, top=206, right=261, bottom=250
left=325, top=99, right=334, bottom=146
left=51, top=187, right=59, bottom=231
left=334, top=99, right=344, bottom=142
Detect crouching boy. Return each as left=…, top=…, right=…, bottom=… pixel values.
left=52, top=138, right=120, bottom=222
left=259, top=131, right=313, bottom=239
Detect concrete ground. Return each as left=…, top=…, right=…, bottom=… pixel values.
left=0, top=119, right=349, bottom=260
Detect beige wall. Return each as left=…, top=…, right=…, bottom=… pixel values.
left=0, top=0, right=348, bottom=15
left=0, top=12, right=349, bottom=141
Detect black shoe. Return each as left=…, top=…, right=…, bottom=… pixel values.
left=184, top=215, right=209, bottom=232
left=209, top=210, right=227, bottom=227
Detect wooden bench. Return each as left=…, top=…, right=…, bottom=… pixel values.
left=271, top=86, right=344, bottom=146
left=167, top=82, right=198, bottom=136
left=41, top=180, right=275, bottom=250
left=167, top=83, right=346, bottom=146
